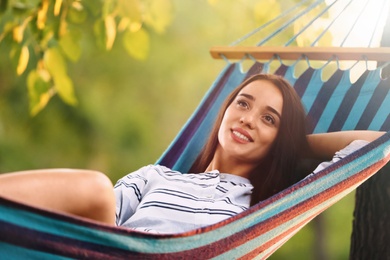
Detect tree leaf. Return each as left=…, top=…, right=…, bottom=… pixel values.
left=59, top=28, right=81, bottom=62
left=12, top=16, right=32, bottom=43
left=43, top=47, right=67, bottom=77
left=54, top=0, right=62, bottom=16
left=36, top=0, right=49, bottom=29
left=16, top=45, right=29, bottom=75
left=104, top=15, right=116, bottom=50
left=12, top=24, right=23, bottom=43
left=53, top=73, right=77, bottom=105
left=122, top=27, right=150, bottom=60
left=43, top=47, right=77, bottom=105
left=27, top=69, right=53, bottom=116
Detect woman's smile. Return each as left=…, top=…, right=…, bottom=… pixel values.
left=231, top=128, right=254, bottom=143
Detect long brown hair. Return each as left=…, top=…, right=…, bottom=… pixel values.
left=190, top=74, right=308, bottom=205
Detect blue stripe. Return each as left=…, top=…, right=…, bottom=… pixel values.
left=300, top=69, right=324, bottom=115
left=307, top=69, right=344, bottom=133
left=369, top=91, right=390, bottom=130
left=338, top=70, right=378, bottom=130
left=328, top=71, right=369, bottom=132
left=356, top=78, right=390, bottom=130
left=313, top=71, right=351, bottom=133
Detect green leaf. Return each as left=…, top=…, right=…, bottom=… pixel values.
left=43, top=47, right=67, bottom=77
left=43, top=47, right=77, bottom=105
left=59, top=28, right=81, bottom=62
left=122, top=27, right=150, bottom=60
left=27, top=69, right=52, bottom=116
left=53, top=73, right=77, bottom=105
left=16, top=45, right=29, bottom=75
left=104, top=15, right=116, bottom=50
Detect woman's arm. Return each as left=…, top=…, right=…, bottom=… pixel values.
left=0, top=169, right=116, bottom=224
left=305, top=130, right=386, bottom=160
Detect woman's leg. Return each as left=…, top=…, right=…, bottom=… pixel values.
left=0, top=169, right=116, bottom=225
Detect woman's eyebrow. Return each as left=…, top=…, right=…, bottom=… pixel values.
left=238, top=93, right=255, bottom=100
left=238, top=93, right=282, bottom=119
left=266, top=106, right=282, bottom=120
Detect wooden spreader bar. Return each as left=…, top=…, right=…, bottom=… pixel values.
left=210, top=46, right=390, bottom=61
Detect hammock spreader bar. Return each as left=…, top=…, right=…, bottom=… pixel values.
left=209, top=46, right=390, bottom=61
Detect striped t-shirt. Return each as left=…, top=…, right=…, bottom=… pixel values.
left=114, top=165, right=253, bottom=234
left=114, top=140, right=368, bottom=234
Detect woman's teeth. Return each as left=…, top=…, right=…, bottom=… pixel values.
left=233, top=130, right=250, bottom=142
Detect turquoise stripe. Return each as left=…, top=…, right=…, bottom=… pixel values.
left=0, top=241, right=71, bottom=259
left=283, top=65, right=298, bottom=86
left=314, top=71, right=351, bottom=133
left=342, top=70, right=380, bottom=130
left=369, top=90, right=390, bottom=130
left=300, top=69, right=324, bottom=112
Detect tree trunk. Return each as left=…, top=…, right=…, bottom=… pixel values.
left=349, top=8, right=390, bottom=259
left=349, top=164, right=390, bottom=259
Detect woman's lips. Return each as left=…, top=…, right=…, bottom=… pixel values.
left=231, top=128, right=254, bottom=143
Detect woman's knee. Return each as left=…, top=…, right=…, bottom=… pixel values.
left=74, top=170, right=116, bottom=223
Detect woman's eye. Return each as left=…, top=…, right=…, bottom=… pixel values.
left=263, top=115, right=275, bottom=125
left=237, top=100, right=249, bottom=109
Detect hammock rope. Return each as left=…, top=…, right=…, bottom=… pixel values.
left=285, top=0, right=339, bottom=47
left=229, top=0, right=313, bottom=46
left=256, top=0, right=326, bottom=46
left=340, top=0, right=371, bottom=47
left=311, top=0, right=355, bottom=46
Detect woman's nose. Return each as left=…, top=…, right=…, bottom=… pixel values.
left=240, top=114, right=255, bottom=129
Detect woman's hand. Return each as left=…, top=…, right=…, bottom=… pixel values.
left=305, top=131, right=386, bottom=160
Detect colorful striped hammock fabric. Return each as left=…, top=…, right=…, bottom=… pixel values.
left=0, top=61, right=389, bottom=259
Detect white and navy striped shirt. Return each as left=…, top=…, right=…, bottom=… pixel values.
left=114, top=165, right=253, bottom=234
left=114, top=140, right=368, bottom=234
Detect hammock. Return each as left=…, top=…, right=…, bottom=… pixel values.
left=1, top=0, right=390, bottom=259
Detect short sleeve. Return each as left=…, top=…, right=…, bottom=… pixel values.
left=114, top=166, right=151, bottom=226
left=308, top=140, right=370, bottom=177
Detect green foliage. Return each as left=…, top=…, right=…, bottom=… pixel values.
left=0, top=0, right=174, bottom=115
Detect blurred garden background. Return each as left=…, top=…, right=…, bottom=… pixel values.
left=1, top=0, right=385, bottom=258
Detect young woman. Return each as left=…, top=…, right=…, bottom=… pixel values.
left=0, top=74, right=384, bottom=234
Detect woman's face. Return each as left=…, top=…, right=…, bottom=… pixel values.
left=217, top=80, right=283, bottom=165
